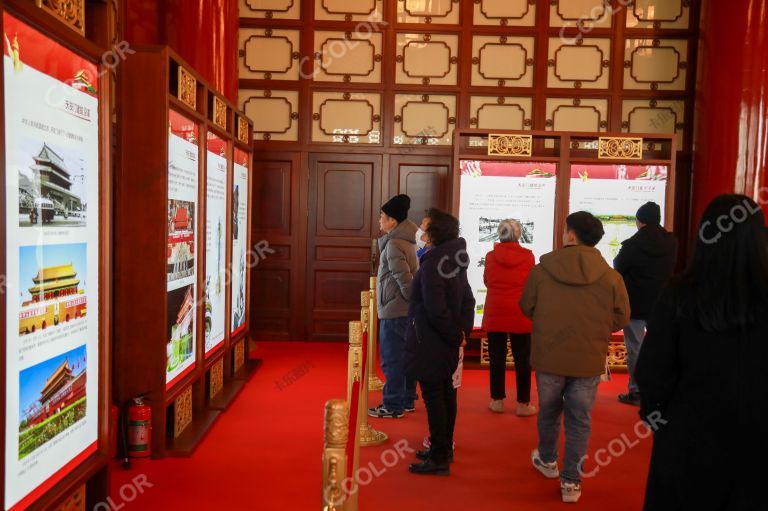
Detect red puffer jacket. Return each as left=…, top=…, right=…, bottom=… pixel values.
left=482, top=242, right=534, bottom=333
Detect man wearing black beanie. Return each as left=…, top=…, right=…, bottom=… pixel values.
left=369, top=194, right=420, bottom=419
left=614, top=201, right=678, bottom=406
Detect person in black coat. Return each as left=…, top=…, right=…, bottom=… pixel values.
left=636, top=194, right=768, bottom=510
left=404, top=210, right=475, bottom=476
left=613, top=202, right=677, bottom=406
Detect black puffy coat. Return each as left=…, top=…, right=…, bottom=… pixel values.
left=404, top=238, right=475, bottom=382
left=613, top=225, right=677, bottom=320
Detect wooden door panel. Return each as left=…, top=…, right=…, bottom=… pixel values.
left=389, top=155, right=451, bottom=224
left=307, top=154, right=382, bottom=341
left=250, top=153, right=303, bottom=340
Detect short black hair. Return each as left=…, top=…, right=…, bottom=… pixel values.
left=426, top=209, right=459, bottom=246
left=566, top=211, right=605, bottom=247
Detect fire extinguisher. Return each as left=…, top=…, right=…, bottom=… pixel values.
left=126, top=396, right=151, bottom=459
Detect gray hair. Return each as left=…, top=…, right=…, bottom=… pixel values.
left=498, top=219, right=522, bottom=242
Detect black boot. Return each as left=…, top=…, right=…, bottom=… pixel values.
left=416, top=449, right=454, bottom=463
left=409, top=457, right=450, bottom=476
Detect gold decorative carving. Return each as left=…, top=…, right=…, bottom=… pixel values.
left=360, top=307, right=370, bottom=328
left=234, top=341, right=245, bottom=372
left=238, top=116, right=250, bottom=143
left=360, top=290, right=370, bottom=308
left=54, top=484, right=85, bottom=511
left=177, top=66, right=197, bottom=110
left=213, top=96, right=227, bottom=129
left=479, top=337, right=516, bottom=367
left=174, top=386, right=193, bottom=438
left=598, top=137, right=643, bottom=160
left=488, top=134, right=533, bottom=157
left=38, top=0, right=85, bottom=34
left=608, top=341, right=629, bottom=370
left=210, top=358, right=224, bottom=399
left=324, top=399, right=349, bottom=448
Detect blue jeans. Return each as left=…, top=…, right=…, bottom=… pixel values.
left=536, top=372, right=601, bottom=484
left=623, top=320, right=646, bottom=393
left=379, top=317, right=416, bottom=412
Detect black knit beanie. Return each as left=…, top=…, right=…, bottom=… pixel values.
left=381, top=194, right=410, bottom=223
left=636, top=202, right=661, bottom=226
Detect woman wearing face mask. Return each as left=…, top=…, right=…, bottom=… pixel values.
left=416, top=209, right=438, bottom=259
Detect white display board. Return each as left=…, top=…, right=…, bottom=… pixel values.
left=3, top=13, right=100, bottom=510
left=568, top=164, right=668, bottom=265
left=204, top=133, right=227, bottom=356
left=166, top=110, right=199, bottom=388
left=458, top=160, right=558, bottom=328
left=230, top=148, right=249, bottom=336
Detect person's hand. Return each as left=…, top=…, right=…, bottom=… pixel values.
left=460, top=332, right=467, bottom=348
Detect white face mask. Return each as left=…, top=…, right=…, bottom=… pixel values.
left=415, top=228, right=427, bottom=250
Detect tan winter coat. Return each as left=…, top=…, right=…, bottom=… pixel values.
left=519, top=245, right=631, bottom=377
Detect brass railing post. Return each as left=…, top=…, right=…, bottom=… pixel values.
left=367, top=277, right=385, bottom=391
left=321, top=399, right=349, bottom=511
left=358, top=291, right=387, bottom=447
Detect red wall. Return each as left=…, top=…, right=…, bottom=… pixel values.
left=692, top=0, right=768, bottom=230
left=123, top=0, right=238, bottom=103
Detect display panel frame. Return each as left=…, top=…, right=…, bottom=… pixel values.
left=452, top=129, right=677, bottom=333
left=0, top=2, right=112, bottom=510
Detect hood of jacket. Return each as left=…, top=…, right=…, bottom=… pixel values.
left=378, top=219, right=418, bottom=251
left=539, top=245, right=610, bottom=286
left=421, top=237, right=469, bottom=272
left=622, top=225, right=677, bottom=257
left=491, top=241, right=531, bottom=267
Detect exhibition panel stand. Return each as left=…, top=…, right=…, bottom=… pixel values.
left=114, top=46, right=254, bottom=457
left=0, top=0, right=113, bottom=509
left=452, top=129, right=676, bottom=367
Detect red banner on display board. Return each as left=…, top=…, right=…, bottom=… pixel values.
left=4, top=12, right=102, bottom=511
left=460, top=160, right=557, bottom=178
left=569, top=164, right=668, bottom=181
left=3, top=13, right=97, bottom=96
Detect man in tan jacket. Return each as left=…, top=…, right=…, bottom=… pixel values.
left=520, top=211, right=630, bottom=504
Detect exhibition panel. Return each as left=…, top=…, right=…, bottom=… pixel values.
left=114, top=46, right=254, bottom=458
left=453, top=129, right=676, bottom=332
left=1, top=1, right=112, bottom=509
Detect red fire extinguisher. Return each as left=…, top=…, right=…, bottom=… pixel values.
left=126, top=396, right=151, bottom=458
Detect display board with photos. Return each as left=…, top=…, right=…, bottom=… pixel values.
left=113, top=46, right=254, bottom=458
left=1, top=7, right=110, bottom=511
left=231, top=147, right=249, bottom=338
left=452, top=130, right=676, bottom=329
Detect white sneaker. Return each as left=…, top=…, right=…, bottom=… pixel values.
left=561, top=481, right=582, bottom=503
left=531, top=449, right=559, bottom=479
left=489, top=399, right=504, bottom=413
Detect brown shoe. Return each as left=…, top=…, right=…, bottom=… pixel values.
left=516, top=403, right=537, bottom=417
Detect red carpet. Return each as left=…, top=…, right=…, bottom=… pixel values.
left=111, top=342, right=651, bottom=510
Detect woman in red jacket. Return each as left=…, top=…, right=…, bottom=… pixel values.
left=482, top=219, right=536, bottom=416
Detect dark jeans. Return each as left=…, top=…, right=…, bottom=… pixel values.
left=380, top=317, right=417, bottom=412
left=487, top=332, right=532, bottom=403
left=420, top=378, right=457, bottom=463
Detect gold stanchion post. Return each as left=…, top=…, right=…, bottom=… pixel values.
left=321, top=399, right=349, bottom=511
left=367, top=277, right=385, bottom=391
left=358, top=294, right=387, bottom=447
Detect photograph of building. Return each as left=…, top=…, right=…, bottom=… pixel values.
left=18, top=243, right=88, bottom=336
left=18, top=345, right=88, bottom=460
left=18, top=142, right=87, bottom=227
left=167, top=284, right=195, bottom=376
left=167, top=200, right=196, bottom=284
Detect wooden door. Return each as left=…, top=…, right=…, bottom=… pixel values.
left=306, top=153, right=382, bottom=341
left=388, top=155, right=451, bottom=224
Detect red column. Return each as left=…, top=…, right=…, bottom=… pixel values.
left=123, top=0, right=239, bottom=103
left=692, top=0, right=768, bottom=228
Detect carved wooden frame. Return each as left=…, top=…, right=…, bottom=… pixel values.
left=398, top=100, right=451, bottom=138
left=319, top=38, right=377, bottom=77
left=478, top=0, right=533, bottom=20
left=38, top=0, right=85, bottom=34
left=475, top=103, right=528, bottom=129
left=401, top=40, right=454, bottom=79
left=549, top=104, right=605, bottom=131
left=177, top=66, right=197, bottom=110
left=552, top=44, right=607, bottom=83
left=242, top=35, right=297, bottom=74
left=317, top=98, right=376, bottom=137
left=244, top=0, right=295, bottom=13
left=321, top=0, right=377, bottom=15
left=244, top=96, right=294, bottom=134
left=213, top=96, right=227, bottom=129
left=628, top=45, right=684, bottom=85
left=401, top=0, right=459, bottom=19
left=626, top=105, right=681, bottom=133
left=633, top=0, right=685, bottom=22
left=555, top=0, right=609, bottom=22
left=476, top=42, right=530, bottom=80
